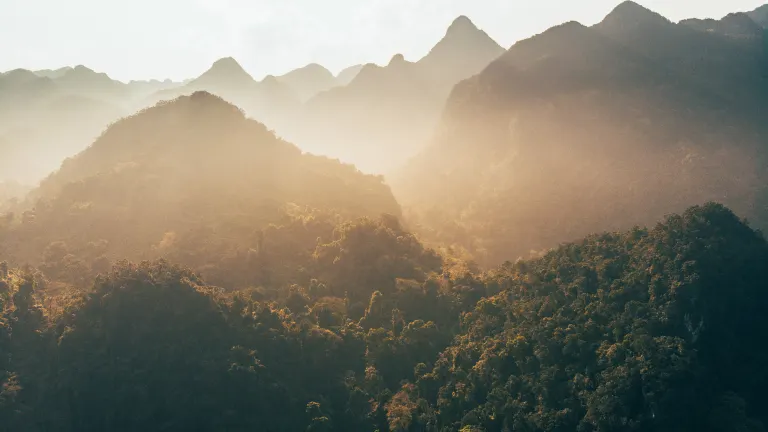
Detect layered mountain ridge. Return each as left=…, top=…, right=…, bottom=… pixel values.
left=394, top=1, right=768, bottom=265
left=289, top=16, right=505, bottom=174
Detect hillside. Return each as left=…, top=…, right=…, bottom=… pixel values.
left=336, top=64, right=365, bottom=86
left=3, top=204, right=767, bottom=431
left=394, top=2, right=768, bottom=266
left=748, top=4, right=768, bottom=26
left=290, top=16, right=504, bottom=175
left=387, top=203, right=768, bottom=430
left=2, top=92, right=400, bottom=288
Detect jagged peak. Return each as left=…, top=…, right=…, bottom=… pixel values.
left=447, top=15, right=479, bottom=35
left=600, top=1, right=671, bottom=29
left=420, top=13, right=503, bottom=65
left=261, top=74, right=280, bottom=85
left=194, top=57, right=254, bottom=85
left=388, top=54, right=406, bottom=66
left=206, top=57, right=251, bottom=77
left=73, top=64, right=95, bottom=73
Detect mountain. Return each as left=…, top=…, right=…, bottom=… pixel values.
left=146, top=57, right=300, bottom=132
left=0, top=68, right=125, bottom=183
left=189, top=56, right=256, bottom=89
left=681, top=12, right=764, bottom=37
left=34, top=66, right=74, bottom=79
left=748, top=4, right=768, bottom=27
left=418, top=15, right=505, bottom=97
left=5, top=202, right=768, bottom=431
left=394, top=1, right=768, bottom=266
left=0, top=94, right=124, bottom=183
left=33, top=65, right=180, bottom=103
left=395, top=203, right=768, bottom=430
left=125, top=78, right=182, bottom=100
left=291, top=16, right=503, bottom=174
left=4, top=92, right=400, bottom=285
left=292, top=54, right=439, bottom=174
left=53, top=65, right=127, bottom=99
left=335, top=64, right=365, bottom=86
left=277, top=63, right=337, bottom=102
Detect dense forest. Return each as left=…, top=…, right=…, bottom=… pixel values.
left=2, top=1, right=768, bottom=431
left=2, top=203, right=767, bottom=431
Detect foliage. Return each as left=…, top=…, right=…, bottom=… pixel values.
left=1, top=203, right=767, bottom=431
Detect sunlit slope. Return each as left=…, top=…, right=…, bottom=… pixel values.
left=394, top=1, right=768, bottom=265
left=5, top=92, right=400, bottom=269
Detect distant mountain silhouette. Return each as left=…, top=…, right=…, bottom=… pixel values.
left=418, top=15, right=505, bottom=96
left=335, top=64, right=364, bottom=86
left=291, top=16, right=503, bottom=174
left=394, top=1, right=768, bottom=265
left=277, top=63, right=337, bottom=102
left=54, top=65, right=127, bottom=97
left=189, top=57, right=256, bottom=89
left=682, top=12, right=764, bottom=37
left=9, top=92, right=400, bottom=269
left=0, top=68, right=127, bottom=183
left=146, top=57, right=300, bottom=132
left=33, top=67, right=74, bottom=79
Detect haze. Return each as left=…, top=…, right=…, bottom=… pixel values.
left=1, top=0, right=763, bottom=81
left=3, top=0, right=768, bottom=430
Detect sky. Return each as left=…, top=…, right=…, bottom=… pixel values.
left=0, top=0, right=765, bottom=82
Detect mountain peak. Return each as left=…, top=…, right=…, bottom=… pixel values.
left=210, top=57, right=246, bottom=73
left=194, top=57, right=254, bottom=86
left=447, top=15, right=479, bottom=35
left=304, top=63, right=330, bottom=73
left=388, top=53, right=406, bottom=66
left=600, top=1, right=671, bottom=29
left=73, top=64, right=95, bottom=73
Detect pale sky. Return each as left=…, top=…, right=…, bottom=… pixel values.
left=0, top=0, right=764, bottom=82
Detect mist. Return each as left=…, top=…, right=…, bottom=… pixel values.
left=1, top=2, right=768, bottom=431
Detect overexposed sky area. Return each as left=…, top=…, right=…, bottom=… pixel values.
left=0, top=0, right=764, bottom=82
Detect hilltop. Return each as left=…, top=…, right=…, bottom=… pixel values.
left=4, top=92, right=400, bottom=288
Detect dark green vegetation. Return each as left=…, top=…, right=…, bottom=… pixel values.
left=2, top=203, right=767, bottom=431
left=395, top=2, right=768, bottom=267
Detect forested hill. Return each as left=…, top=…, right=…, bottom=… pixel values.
left=0, top=92, right=400, bottom=288
left=2, top=203, right=767, bottom=431
left=393, top=1, right=768, bottom=267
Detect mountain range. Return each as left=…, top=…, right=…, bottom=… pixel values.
left=394, top=1, right=768, bottom=265
left=4, top=3, right=768, bottom=430
left=289, top=16, right=504, bottom=174
left=1, top=1, right=767, bottom=265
